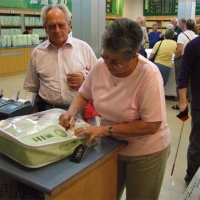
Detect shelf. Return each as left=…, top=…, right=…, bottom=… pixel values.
left=106, top=14, right=122, bottom=27
left=145, top=16, right=174, bottom=31
left=106, top=14, right=122, bottom=20
left=0, top=8, right=45, bottom=40
left=0, top=8, right=40, bottom=15
left=0, top=26, right=21, bottom=28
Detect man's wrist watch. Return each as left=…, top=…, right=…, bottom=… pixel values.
left=108, top=125, right=113, bottom=136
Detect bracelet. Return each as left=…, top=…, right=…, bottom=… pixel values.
left=108, top=125, right=113, bottom=136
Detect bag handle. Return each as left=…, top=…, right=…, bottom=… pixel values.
left=154, top=40, right=163, bottom=56
left=183, top=33, right=191, bottom=41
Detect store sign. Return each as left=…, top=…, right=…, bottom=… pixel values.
left=30, top=0, right=39, bottom=4
left=41, top=0, right=48, bottom=5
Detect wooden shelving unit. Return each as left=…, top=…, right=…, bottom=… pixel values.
left=145, top=16, right=175, bottom=34
left=0, top=8, right=43, bottom=77
left=0, top=8, right=45, bottom=39
left=106, top=14, right=122, bottom=28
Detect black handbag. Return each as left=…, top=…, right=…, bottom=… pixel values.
left=150, top=41, right=163, bottom=63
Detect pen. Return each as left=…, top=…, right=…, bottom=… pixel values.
left=66, top=107, right=77, bottom=130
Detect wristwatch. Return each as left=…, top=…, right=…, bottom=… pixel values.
left=108, top=125, right=113, bottom=136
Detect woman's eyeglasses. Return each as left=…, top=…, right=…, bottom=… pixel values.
left=99, top=51, right=133, bottom=68
left=99, top=53, right=123, bottom=68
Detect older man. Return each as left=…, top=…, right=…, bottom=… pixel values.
left=24, top=4, right=97, bottom=112
left=179, top=18, right=186, bottom=32
left=171, top=17, right=182, bottom=41
left=136, top=16, right=148, bottom=57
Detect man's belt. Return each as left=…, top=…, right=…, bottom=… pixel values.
left=36, top=96, right=70, bottom=111
left=44, top=101, right=70, bottom=110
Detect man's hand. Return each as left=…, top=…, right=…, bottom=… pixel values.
left=67, top=72, right=85, bottom=89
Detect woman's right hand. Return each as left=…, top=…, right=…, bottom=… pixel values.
left=59, top=112, right=75, bottom=129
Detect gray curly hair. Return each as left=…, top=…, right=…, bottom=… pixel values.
left=101, top=18, right=143, bottom=60
left=41, top=4, right=71, bottom=25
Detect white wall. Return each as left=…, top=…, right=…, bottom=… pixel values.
left=123, top=0, right=143, bottom=21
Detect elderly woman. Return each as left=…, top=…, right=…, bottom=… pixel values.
left=148, top=29, right=177, bottom=86
left=59, top=18, right=171, bottom=200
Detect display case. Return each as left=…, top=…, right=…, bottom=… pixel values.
left=24, top=14, right=46, bottom=40
left=0, top=0, right=72, bottom=11
left=0, top=1, right=73, bottom=40
left=0, top=9, right=22, bottom=36
left=0, top=8, right=45, bottom=40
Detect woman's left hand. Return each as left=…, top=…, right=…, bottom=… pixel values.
left=74, top=126, right=108, bottom=144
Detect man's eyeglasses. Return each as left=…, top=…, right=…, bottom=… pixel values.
left=47, top=23, right=67, bottom=30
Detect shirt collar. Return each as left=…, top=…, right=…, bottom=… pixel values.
left=44, top=36, right=73, bottom=49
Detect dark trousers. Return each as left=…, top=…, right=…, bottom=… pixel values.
left=36, top=96, right=70, bottom=112
left=185, top=109, right=200, bottom=182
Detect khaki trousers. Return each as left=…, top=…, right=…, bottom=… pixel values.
left=117, top=145, right=171, bottom=200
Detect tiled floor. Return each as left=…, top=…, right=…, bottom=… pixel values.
left=0, top=74, right=190, bottom=200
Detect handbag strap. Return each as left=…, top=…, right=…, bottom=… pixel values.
left=154, top=40, right=163, bottom=56
left=183, top=33, right=191, bottom=41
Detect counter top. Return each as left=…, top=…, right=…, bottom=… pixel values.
left=0, top=45, right=36, bottom=50
left=0, top=137, right=125, bottom=195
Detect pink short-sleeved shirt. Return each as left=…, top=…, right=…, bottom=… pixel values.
left=79, top=55, right=171, bottom=156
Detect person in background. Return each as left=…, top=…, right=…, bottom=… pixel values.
left=23, top=27, right=33, bottom=34
left=196, top=17, right=200, bottom=25
left=166, top=23, right=174, bottom=30
left=171, top=17, right=182, bottom=41
left=23, top=4, right=97, bottom=120
left=195, top=17, right=200, bottom=35
left=196, top=24, right=200, bottom=35
left=172, top=19, right=198, bottom=110
left=148, top=29, right=177, bottom=86
left=148, top=23, right=162, bottom=48
left=179, top=18, right=186, bottom=32
left=159, top=24, right=174, bottom=40
left=136, top=16, right=148, bottom=58
left=59, top=18, right=171, bottom=200
left=178, top=36, right=200, bottom=185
